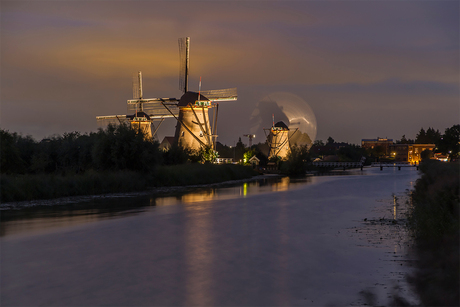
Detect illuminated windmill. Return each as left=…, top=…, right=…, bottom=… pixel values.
left=96, top=71, right=179, bottom=140
left=165, top=37, right=237, bottom=151
left=96, top=37, right=237, bottom=151
left=264, top=116, right=298, bottom=159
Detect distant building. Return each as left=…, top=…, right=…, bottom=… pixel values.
left=266, top=121, right=291, bottom=160
left=361, top=138, right=393, bottom=156
left=216, top=157, right=233, bottom=164
left=248, top=155, right=260, bottom=168
left=159, top=136, right=176, bottom=151
left=389, top=144, right=435, bottom=164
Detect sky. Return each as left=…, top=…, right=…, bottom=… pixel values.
left=1, top=0, right=459, bottom=146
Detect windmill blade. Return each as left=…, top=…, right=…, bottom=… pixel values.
left=178, top=37, right=190, bottom=93
left=132, top=73, right=140, bottom=99
left=96, top=115, right=129, bottom=126
left=200, top=88, right=237, bottom=101
left=127, top=98, right=179, bottom=118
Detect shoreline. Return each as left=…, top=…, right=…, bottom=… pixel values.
left=0, top=174, right=282, bottom=211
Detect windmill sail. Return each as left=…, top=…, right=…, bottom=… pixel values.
left=178, top=37, right=190, bottom=93
left=127, top=98, right=179, bottom=119
left=200, top=88, right=237, bottom=101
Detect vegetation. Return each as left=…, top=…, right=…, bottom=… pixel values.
left=0, top=125, right=257, bottom=202
left=408, top=160, right=459, bottom=306
left=396, top=125, right=459, bottom=161
left=280, top=145, right=311, bottom=176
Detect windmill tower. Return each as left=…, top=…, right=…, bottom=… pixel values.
left=96, top=37, right=236, bottom=151
left=264, top=116, right=298, bottom=159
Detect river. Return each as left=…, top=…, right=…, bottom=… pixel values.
left=1, top=167, right=420, bottom=306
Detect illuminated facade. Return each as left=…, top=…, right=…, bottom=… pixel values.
left=389, top=144, right=435, bottom=164
left=266, top=121, right=291, bottom=159
left=174, top=92, right=213, bottom=152
left=361, top=138, right=393, bottom=156
left=127, top=112, right=153, bottom=140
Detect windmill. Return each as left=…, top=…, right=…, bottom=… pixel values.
left=264, top=115, right=299, bottom=159
left=96, top=71, right=179, bottom=140
left=96, top=37, right=237, bottom=151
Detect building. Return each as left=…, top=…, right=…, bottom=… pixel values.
left=266, top=121, right=291, bottom=159
left=159, top=136, right=176, bottom=151
left=389, top=144, right=435, bottom=164
left=361, top=138, right=393, bottom=156
left=174, top=92, right=213, bottom=152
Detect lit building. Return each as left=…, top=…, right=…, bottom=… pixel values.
left=266, top=121, right=291, bottom=159
left=361, top=138, right=393, bottom=156
left=174, top=92, right=213, bottom=152
left=389, top=144, right=435, bottom=164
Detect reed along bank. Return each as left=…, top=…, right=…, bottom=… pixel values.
left=408, top=160, right=459, bottom=306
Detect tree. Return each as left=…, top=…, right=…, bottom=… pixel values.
left=234, top=137, right=245, bottom=162
left=438, top=124, right=460, bottom=161
left=415, top=128, right=427, bottom=144
left=243, top=149, right=255, bottom=164
left=327, top=137, right=335, bottom=145
left=397, top=135, right=413, bottom=144
left=199, top=146, right=217, bottom=164
left=313, top=140, right=324, bottom=146
left=415, top=127, right=441, bottom=144
left=281, top=145, right=311, bottom=175
left=0, top=130, right=26, bottom=174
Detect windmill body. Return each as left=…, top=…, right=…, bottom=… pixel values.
left=174, top=92, right=213, bottom=151
left=265, top=121, right=296, bottom=159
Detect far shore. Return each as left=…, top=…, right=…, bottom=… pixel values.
left=0, top=173, right=283, bottom=211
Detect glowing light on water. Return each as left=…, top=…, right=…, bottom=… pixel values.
left=249, top=92, right=317, bottom=145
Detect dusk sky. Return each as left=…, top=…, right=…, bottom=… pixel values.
left=1, top=1, right=459, bottom=146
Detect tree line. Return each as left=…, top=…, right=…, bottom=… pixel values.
left=0, top=124, right=194, bottom=175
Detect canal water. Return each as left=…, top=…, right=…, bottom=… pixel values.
left=1, top=167, right=420, bottom=306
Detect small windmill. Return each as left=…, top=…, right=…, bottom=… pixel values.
left=96, top=71, right=179, bottom=140
left=264, top=115, right=298, bottom=159
left=96, top=37, right=237, bottom=151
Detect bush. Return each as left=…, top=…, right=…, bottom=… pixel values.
left=280, top=145, right=310, bottom=176
left=408, top=160, right=459, bottom=306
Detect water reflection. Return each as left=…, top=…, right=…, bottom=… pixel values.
left=0, top=171, right=365, bottom=238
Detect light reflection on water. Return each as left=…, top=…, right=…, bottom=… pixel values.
left=0, top=171, right=368, bottom=238
left=0, top=175, right=306, bottom=237
left=1, top=167, right=420, bottom=306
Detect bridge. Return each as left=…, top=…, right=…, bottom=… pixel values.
left=312, top=157, right=366, bottom=170
left=370, top=162, right=419, bottom=170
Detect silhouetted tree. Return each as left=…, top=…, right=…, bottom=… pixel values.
left=234, top=137, right=245, bottom=162
left=396, top=134, right=414, bottom=144
left=438, top=124, right=460, bottom=161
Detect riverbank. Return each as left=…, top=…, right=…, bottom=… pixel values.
left=0, top=164, right=258, bottom=204
left=408, top=160, right=459, bottom=306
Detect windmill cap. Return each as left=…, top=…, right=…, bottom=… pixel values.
left=274, top=121, right=289, bottom=129
left=178, top=91, right=209, bottom=107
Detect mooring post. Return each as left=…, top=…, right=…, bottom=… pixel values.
left=398, top=166, right=401, bottom=170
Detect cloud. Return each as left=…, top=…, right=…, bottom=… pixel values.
left=1, top=1, right=458, bottom=144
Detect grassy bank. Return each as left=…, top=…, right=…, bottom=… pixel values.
left=408, top=160, right=459, bottom=306
left=0, top=164, right=257, bottom=203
